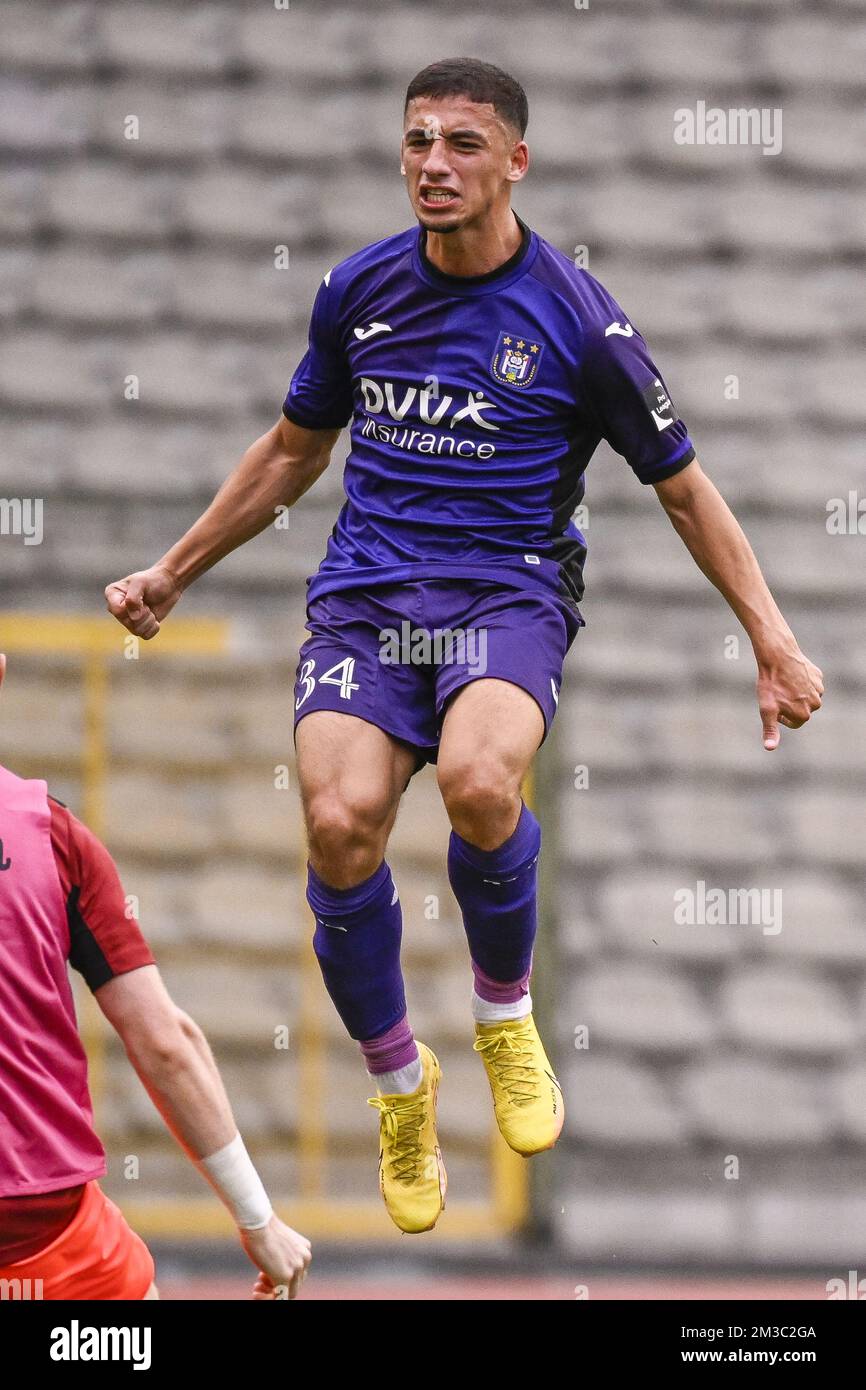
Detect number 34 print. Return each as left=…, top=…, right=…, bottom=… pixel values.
left=295, top=657, right=360, bottom=709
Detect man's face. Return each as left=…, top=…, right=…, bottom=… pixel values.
left=401, top=96, right=527, bottom=233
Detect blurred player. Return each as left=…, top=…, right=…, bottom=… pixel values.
left=0, top=655, right=311, bottom=1299
left=105, top=60, right=823, bottom=1234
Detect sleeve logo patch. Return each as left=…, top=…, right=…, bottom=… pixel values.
left=491, top=331, right=544, bottom=387
left=641, top=376, right=677, bottom=431
left=605, top=320, right=634, bottom=337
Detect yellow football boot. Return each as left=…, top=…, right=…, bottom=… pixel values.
left=366, top=1042, right=447, bottom=1233
left=473, top=1014, right=564, bottom=1156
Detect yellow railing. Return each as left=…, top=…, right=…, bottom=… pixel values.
left=0, top=613, right=529, bottom=1239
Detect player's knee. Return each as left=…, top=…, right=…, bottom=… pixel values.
left=438, top=759, right=516, bottom=834
left=305, top=786, right=392, bottom=861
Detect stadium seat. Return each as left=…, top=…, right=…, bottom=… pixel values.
left=720, top=966, right=856, bottom=1055
left=679, top=1058, right=828, bottom=1145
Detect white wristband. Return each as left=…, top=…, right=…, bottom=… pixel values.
left=197, top=1133, right=274, bottom=1230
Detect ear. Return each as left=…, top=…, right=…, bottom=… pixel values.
left=506, top=140, right=530, bottom=184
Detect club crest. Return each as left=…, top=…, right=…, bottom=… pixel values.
left=491, top=332, right=544, bottom=388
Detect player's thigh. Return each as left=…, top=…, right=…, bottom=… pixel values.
left=437, top=678, right=544, bottom=792
left=296, top=709, right=417, bottom=823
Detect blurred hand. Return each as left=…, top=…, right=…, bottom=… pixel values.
left=239, top=1215, right=312, bottom=1300
left=756, top=641, right=824, bottom=751
left=104, top=564, right=183, bottom=640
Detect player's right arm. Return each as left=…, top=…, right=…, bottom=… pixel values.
left=59, top=803, right=311, bottom=1298
left=104, top=416, right=341, bottom=640
left=96, top=965, right=311, bottom=1300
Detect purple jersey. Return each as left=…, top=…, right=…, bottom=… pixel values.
left=284, top=217, right=695, bottom=614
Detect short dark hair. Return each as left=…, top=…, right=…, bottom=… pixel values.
left=404, top=58, right=528, bottom=138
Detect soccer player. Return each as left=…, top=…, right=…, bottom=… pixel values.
left=0, top=655, right=311, bottom=1298
left=104, top=59, right=823, bottom=1235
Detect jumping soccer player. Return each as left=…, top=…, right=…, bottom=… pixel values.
left=0, top=655, right=311, bottom=1297
left=105, top=60, right=824, bottom=1234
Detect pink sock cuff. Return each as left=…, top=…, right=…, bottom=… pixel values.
left=472, top=958, right=532, bottom=1004
left=360, top=1015, right=418, bottom=1075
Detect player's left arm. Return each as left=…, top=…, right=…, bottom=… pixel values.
left=653, top=458, right=824, bottom=750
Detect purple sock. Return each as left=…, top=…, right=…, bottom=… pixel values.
left=359, top=1014, right=418, bottom=1075
left=448, top=801, right=541, bottom=997
left=307, top=860, right=406, bottom=1041
left=472, top=957, right=532, bottom=1005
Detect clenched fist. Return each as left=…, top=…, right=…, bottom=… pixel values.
left=240, top=1215, right=312, bottom=1301
left=104, top=564, right=183, bottom=640
left=756, top=641, right=824, bottom=751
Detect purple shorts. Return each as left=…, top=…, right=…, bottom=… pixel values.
left=293, top=579, right=581, bottom=768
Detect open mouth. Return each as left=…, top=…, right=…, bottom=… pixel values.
left=419, top=188, right=460, bottom=209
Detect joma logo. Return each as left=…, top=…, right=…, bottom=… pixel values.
left=0, top=840, right=10, bottom=871
left=360, top=378, right=500, bottom=432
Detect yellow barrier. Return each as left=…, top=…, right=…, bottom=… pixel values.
left=0, top=613, right=529, bottom=1240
